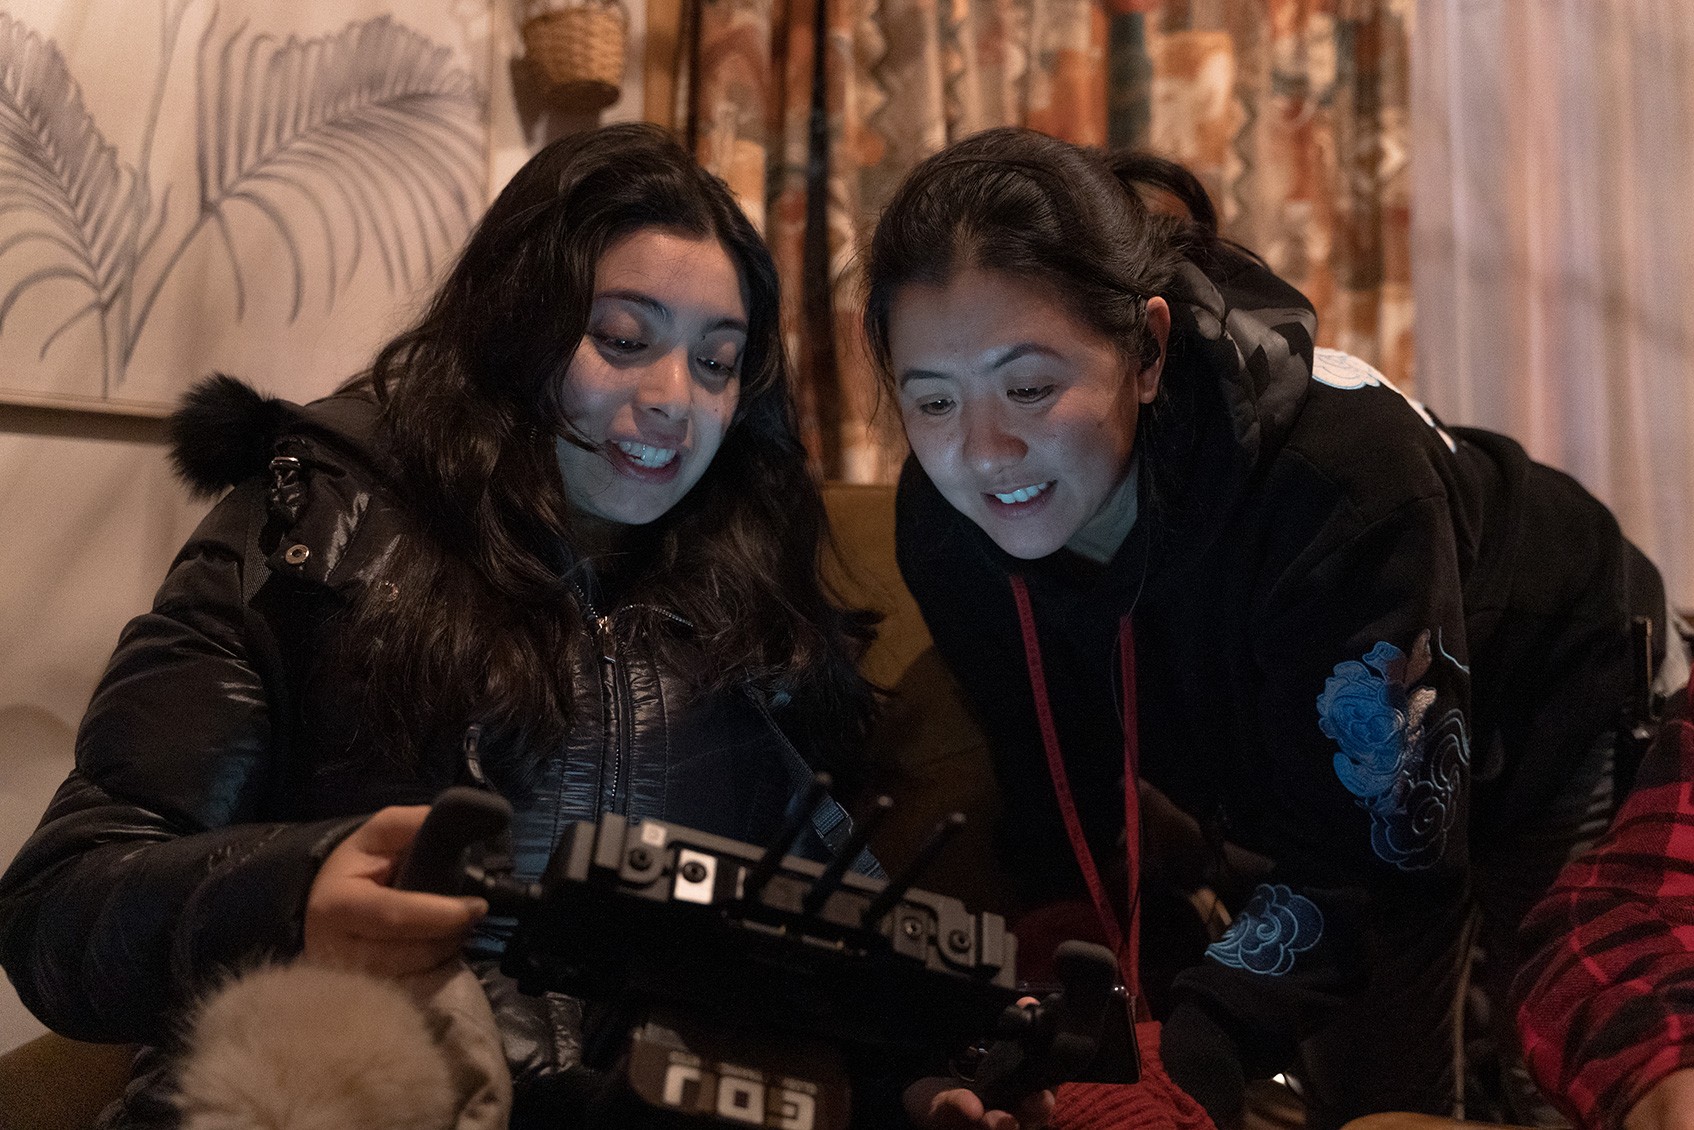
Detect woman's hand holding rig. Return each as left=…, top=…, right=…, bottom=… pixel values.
left=303, top=805, right=488, bottom=977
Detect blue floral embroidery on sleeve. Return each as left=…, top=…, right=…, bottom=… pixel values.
left=1205, top=884, right=1324, bottom=975
left=1318, top=631, right=1471, bottom=870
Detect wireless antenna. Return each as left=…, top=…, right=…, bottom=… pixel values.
left=744, top=772, right=832, bottom=899
left=861, top=811, right=966, bottom=927
left=801, top=795, right=895, bottom=917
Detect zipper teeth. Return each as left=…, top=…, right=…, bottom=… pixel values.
left=594, top=613, right=622, bottom=809
left=624, top=603, right=693, bottom=628
left=569, top=577, right=685, bottom=817
left=568, top=576, right=691, bottom=629
left=568, top=576, right=598, bottom=620
left=614, top=642, right=634, bottom=814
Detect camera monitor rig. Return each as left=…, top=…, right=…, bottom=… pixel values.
left=400, top=782, right=1139, bottom=1129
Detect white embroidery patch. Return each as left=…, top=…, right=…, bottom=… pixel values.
left=1311, top=348, right=1381, bottom=390
left=1311, top=347, right=1457, bottom=452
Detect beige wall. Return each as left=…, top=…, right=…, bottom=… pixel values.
left=0, top=413, right=208, bottom=1050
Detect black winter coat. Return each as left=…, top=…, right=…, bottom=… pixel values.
left=0, top=380, right=859, bottom=1126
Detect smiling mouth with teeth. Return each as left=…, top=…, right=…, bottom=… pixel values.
left=615, top=440, right=678, bottom=469
left=992, top=482, right=1052, bottom=504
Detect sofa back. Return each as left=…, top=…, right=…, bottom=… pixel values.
left=821, top=482, right=1014, bottom=916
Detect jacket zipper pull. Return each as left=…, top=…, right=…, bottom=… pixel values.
left=596, top=614, right=616, bottom=665
left=462, top=723, right=491, bottom=789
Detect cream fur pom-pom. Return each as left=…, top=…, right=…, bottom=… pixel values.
left=174, top=963, right=460, bottom=1130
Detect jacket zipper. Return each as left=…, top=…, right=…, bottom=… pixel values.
left=567, top=576, right=621, bottom=819
left=595, top=611, right=636, bottom=814
left=623, top=603, right=693, bottom=629
left=572, top=578, right=689, bottom=818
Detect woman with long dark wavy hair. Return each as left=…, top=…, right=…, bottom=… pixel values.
left=0, top=123, right=877, bottom=1127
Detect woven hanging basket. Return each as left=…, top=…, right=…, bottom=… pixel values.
left=523, top=3, right=628, bottom=111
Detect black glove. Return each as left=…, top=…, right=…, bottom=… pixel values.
left=1158, top=1000, right=1247, bottom=1130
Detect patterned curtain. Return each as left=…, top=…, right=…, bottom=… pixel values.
left=1112, top=1, right=1414, bottom=393
left=666, top=0, right=1410, bottom=479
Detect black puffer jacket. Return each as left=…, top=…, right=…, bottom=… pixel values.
left=0, top=379, right=861, bottom=1126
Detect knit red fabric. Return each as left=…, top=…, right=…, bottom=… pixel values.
left=1052, top=1022, right=1218, bottom=1130
left=1014, top=904, right=1217, bottom=1130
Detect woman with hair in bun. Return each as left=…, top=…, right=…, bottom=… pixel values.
left=866, top=127, right=1680, bottom=1130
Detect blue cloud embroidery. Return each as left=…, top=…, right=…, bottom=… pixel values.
left=1318, top=631, right=1471, bottom=870
left=1206, top=884, right=1324, bottom=975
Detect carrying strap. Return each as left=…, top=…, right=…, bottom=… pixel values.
left=1009, top=574, right=1142, bottom=993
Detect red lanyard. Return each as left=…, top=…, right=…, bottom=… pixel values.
left=1009, top=575, right=1141, bottom=994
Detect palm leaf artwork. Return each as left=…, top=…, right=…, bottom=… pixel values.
left=0, top=12, right=143, bottom=389
left=0, top=6, right=485, bottom=398
left=129, top=13, right=484, bottom=351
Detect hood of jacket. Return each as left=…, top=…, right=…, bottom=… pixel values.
left=1163, top=244, right=1318, bottom=475
left=1137, top=244, right=1319, bottom=571
left=168, top=373, right=386, bottom=498
left=167, top=374, right=402, bottom=596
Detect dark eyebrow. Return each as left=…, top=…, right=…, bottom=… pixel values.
left=988, top=343, right=1064, bottom=369
left=898, top=367, right=948, bottom=388
left=594, top=290, right=747, bottom=335
left=898, top=342, right=1064, bottom=387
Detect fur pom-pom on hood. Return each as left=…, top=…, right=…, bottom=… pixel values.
left=167, top=375, right=297, bottom=498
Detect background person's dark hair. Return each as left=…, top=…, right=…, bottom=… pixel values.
left=861, top=128, right=1240, bottom=518
left=348, top=122, right=873, bottom=787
